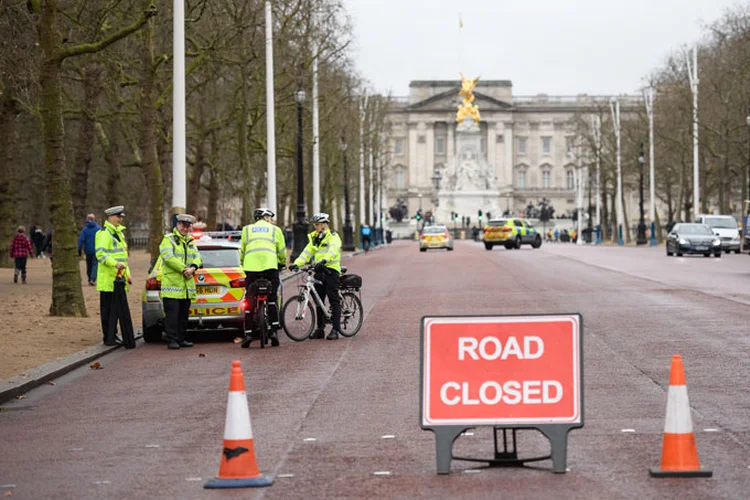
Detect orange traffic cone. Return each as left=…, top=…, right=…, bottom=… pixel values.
left=204, top=360, right=274, bottom=488
left=649, top=355, right=712, bottom=478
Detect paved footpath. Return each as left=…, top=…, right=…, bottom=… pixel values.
left=1, top=240, right=749, bottom=499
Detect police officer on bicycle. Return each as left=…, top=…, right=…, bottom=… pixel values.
left=289, top=212, right=343, bottom=340
left=240, top=208, right=287, bottom=347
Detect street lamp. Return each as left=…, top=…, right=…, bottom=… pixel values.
left=636, top=143, right=647, bottom=245
left=431, top=167, right=442, bottom=221
left=291, top=79, right=307, bottom=262
left=341, top=136, right=355, bottom=251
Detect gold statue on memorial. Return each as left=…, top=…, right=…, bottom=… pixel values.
left=456, top=73, right=481, bottom=124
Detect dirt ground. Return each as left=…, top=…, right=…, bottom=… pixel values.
left=0, top=250, right=150, bottom=380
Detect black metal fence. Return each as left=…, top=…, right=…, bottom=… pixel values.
left=128, top=237, right=149, bottom=250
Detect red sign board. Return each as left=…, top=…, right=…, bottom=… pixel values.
left=422, top=315, right=582, bottom=426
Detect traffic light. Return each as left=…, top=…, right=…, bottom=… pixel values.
left=454, top=212, right=459, bottom=222
left=478, top=209, right=483, bottom=222
left=486, top=212, right=492, bottom=220
left=415, top=209, right=422, bottom=221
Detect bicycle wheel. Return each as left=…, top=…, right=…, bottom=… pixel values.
left=339, top=291, right=363, bottom=337
left=257, top=302, right=268, bottom=349
left=281, top=294, right=315, bottom=341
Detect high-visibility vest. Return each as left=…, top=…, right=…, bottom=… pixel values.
left=293, top=230, right=342, bottom=273
left=240, top=220, right=287, bottom=272
left=95, top=221, right=130, bottom=292
left=158, top=229, right=202, bottom=299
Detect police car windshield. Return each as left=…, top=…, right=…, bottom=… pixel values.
left=423, top=226, right=447, bottom=234
left=199, top=248, right=241, bottom=268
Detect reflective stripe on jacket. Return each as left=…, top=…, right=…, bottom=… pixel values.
left=293, top=230, right=342, bottom=273
left=240, top=220, right=287, bottom=272
left=158, top=229, right=203, bottom=299
left=95, top=221, right=129, bottom=292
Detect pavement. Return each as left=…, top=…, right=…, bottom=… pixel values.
left=0, top=244, right=379, bottom=405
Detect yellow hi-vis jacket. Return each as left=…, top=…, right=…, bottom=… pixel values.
left=95, top=221, right=130, bottom=292
left=158, top=229, right=202, bottom=300
left=240, top=219, right=287, bottom=272
left=293, top=229, right=342, bottom=273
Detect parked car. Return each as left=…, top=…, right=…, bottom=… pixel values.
left=419, top=225, right=454, bottom=251
left=695, top=214, right=740, bottom=254
left=665, top=223, right=721, bottom=258
left=141, top=235, right=247, bottom=342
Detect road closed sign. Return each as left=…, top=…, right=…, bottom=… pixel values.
left=421, top=314, right=582, bottom=426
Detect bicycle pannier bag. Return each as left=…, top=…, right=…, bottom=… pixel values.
left=340, top=273, right=362, bottom=289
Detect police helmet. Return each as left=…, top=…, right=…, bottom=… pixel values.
left=310, top=212, right=330, bottom=224
left=254, top=208, right=275, bottom=220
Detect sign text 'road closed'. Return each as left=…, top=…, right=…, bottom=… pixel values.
left=422, top=315, right=582, bottom=426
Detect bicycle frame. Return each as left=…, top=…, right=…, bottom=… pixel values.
left=297, top=270, right=333, bottom=322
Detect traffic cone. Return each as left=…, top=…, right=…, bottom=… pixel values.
left=204, top=360, right=274, bottom=488
left=649, top=355, right=712, bottom=478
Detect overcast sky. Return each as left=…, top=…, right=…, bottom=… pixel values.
left=345, top=0, right=743, bottom=97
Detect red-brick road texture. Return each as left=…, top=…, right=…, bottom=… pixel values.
left=2, top=240, right=749, bottom=499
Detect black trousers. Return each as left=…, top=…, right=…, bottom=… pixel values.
left=245, top=269, right=280, bottom=327
left=99, top=290, right=134, bottom=346
left=100, top=291, right=114, bottom=341
left=314, top=269, right=340, bottom=331
left=163, top=298, right=191, bottom=344
left=14, top=257, right=28, bottom=277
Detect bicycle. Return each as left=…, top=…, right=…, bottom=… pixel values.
left=281, top=266, right=363, bottom=341
left=244, top=278, right=274, bottom=348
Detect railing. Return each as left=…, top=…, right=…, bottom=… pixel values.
left=128, top=237, right=149, bottom=250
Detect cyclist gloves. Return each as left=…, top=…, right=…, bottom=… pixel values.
left=314, top=260, right=327, bottom=273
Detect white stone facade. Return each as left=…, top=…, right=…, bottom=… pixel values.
left=385, top=80, right=641, bottom=225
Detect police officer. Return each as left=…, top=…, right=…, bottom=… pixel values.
left=239, top=208, right=287, bottom=348
left=96, top=205, right=132, bottom=346
left=159, top=214, right=202, bottom=350
left=289, top=212, right=343, bottom=340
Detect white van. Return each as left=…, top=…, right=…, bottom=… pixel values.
left=695, top=214, right=740, bottom=253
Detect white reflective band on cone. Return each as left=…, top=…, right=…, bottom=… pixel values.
left=224, top=391, right=254, bottom=440
left=663, top=385, right=693, bottom=434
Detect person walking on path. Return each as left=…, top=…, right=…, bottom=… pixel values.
left=239, top=208, right=287, bottom=348
left=158, top=214, right=202, bottom=350
left=78, top=213, right=100, bottom=285
left=32, top=225, right=45, bottom=258
left=289, top=212, right=343, bottom=340
left=96, top=205, right=133, bottom=346
left=9, top=226, right=34, bottom=284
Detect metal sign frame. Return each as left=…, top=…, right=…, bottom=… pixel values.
left=419, top=313, right=584, bottom=474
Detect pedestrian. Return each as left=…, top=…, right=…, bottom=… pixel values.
left=9, top=226, right=34, bottom=284
left=32, top=225, right=45, bottom=258
left=289, top=212, right=343, bottom=340
left=78, top=213, right=100, bottom=285
left=472, top=225, right=479, bottom=242
left=158, top=214, right=202, bottom=350
left=361, top=224, right=372, bottom=252
left=96, top=205, right=133, bottom=346
left=239, top=208, right=286, bottom=348
left=42, top=228, right=53, bottom=261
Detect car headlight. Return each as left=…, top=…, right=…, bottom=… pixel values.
left=732, top=236, right=739, bottom=241
left=712, top=239, right=720, bottom=246
left=678, top=238, right=687, bottom=245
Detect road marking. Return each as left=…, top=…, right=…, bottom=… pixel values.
left=0, top=485, right=16, bottom=488
left=145, top=444, right=161, bottom=448
left=303, top=437, right=317, bottom=442
left=380, top=435, right=395, bottom=439
left=621, top=429, right=636, bottom=433
left=566, top=467, right=571, bottom=472
left=463, top=470, right=481, bottom=474
left=185, top=477, right=202, bottom=482
left=373, top=471, right=391, bottom=476
left=461, top=432, right=474, bottom=436
left=703, top=428, right=719, bottom=432
left=277, top=474, right=295, bottom=478
left=93, top=480, right=110, bottom=485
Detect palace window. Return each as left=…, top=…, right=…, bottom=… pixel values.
left=394, top=139, right=404, bottom=155
left=542, top=170, right=551, bottom=189
left=518, top=137, right=527, bottom=155
left=518, top=170, right=526, bottom=189
left=541, top=136, right=552, bottom=154
left=566, top=170, right=574, bottom=189
left=435, top=137, right=446, bottom=155
left=395, top=170, right=405, bottom=190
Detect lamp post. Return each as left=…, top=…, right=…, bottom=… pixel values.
left=743, top=105, right=750, bottom=253
left=637, top=143, right=647, bottom=245
left=431, top=168, right=442, bottom=223
left=290, top=81, right=307, bottom=262
left=341, top=136, right=355, bottom=251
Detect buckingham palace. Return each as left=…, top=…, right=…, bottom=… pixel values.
left=384, top=79, right=640, bottom=225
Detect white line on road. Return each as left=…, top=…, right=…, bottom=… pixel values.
left=703, top=428, right=719, bottom=432
left=621, top=429, right=636, bottom=433
left=277, top=474, right=295, bottom=478
left=463, top=470, right=481, bottom=474
left=373, top=471, right=391, bottom=476
left=93, top=480, right=110, bottom=485
left=185, top=477, right=203, bottom=482
left=145, top=444, right=161, bottom=448
left=380, top=435, right=395, bottom=439
left=0, top=485, right=16, bottom=488
left=461, top=432, right=474, bottom=436
left=303, top=437, right=317, bottom=442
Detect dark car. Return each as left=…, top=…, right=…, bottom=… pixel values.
left=666, top=223, right=721, bottom=258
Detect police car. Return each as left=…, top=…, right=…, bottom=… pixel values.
left=141, top=232, right=247, bottom=342
left=483, top=217, right=542, bottom=250
left=419, top=225, right=454, bottom=251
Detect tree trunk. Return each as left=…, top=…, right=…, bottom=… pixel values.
left=139, top=9, right=164, bottom=265
left=72, top=67, right=101, bottom=225
left=0, top=94, right=20, bottom=268
left=39, top=0, right=86, bottom=317
left=97, top=122, right=123, bottom=207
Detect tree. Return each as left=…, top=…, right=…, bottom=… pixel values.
left=31, top=0, right=155, bottom=316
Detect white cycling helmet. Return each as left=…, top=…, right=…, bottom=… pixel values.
left=310, top=212, right=330, bottom=224
left=254, top=208, right=275, bottom=220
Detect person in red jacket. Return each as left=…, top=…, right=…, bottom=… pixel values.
left=10, top=226, right=35, bottom=284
